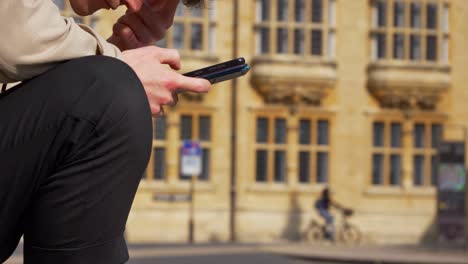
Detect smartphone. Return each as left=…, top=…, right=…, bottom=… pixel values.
left=183, top=57, right=246, bottom=78
left=182, top=57, right=250, bottom=84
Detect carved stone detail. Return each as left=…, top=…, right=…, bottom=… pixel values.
left=250, top=57, right=337, bottom=106
left=368, top=63, right=451, bottom=110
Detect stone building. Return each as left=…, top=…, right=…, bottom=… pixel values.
left=55, top=0, right=468, bottom=244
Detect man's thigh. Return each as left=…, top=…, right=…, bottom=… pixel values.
left=0, top=56, right=152, bottom=264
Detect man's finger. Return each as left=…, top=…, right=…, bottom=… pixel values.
left=153, top=48, right=181, bottom=70
left=118, top=13, right=155, bottom=45
left=175, top=75, right=211, bottom=93
left=113, top=23, right=143, bottom=50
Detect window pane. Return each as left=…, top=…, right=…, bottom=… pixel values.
left=154, top=116, right=167, bottom=140
left=259, top=0, right=270, bottom=21
left=154, top=147, right=166, bottom=180
left=199, top=116, right=211, bottom=141
left=375, top=33, right=386, bottom=59
left=181, top=115, right=193, bottom=140
left=275, top=118, right=287, bottom=144
left=431, top=155, right=438, bottom=186
left=52, top=0, right=65, bottom=9
left=257, top=118, right=269, bottom=143
left=156, top=37, right=168, bottom=48
left=299, top=119, right=311, bottom=145
left=190, top=6, right=203, bottom=17
left=432, top=124, right=442, bottom=148
left=258, top=28, right=270, bottom=54
left=393, top=34, right=404, bottom=59
left=209, top=24, right=216, bottom=52
left=317, top=120, right=329, bottom=145
left=410, top=35, right=421, bottom=60
left=277, top=28, right=288, bottom=54
left=294, top=29, right=305, bottom=55
left=427, top=35, right=437, bottom=61
left=199, top=149, right=210, bottom=181
left=257, top=118, right=268, bottom=143
left=328, top=31, right=335, bottom=57
left=372, top=154, right=384, bottom=185
left=295, top=0, right=305, bottom=22
left=414, top=155, right=425, bottom=186
left=277, top=0, right=288, bottom=21
left=175, top=1, right=185, bottom=16
left=256, top=150, right=268, bottom=182
left=390, top=154, right=401, bottom=185
left=373, top=122, right=384, bottom=147
left=376, top=0, right=386, bottom=27
left=73, top=17, right=84, bottom=24
left=410, top=3, right=421, bottom=28
left=274, top=151, right=287, bottom=182
left=427, top=3, right=438, bottom=29
left=317, top=152, right=328, bottom=183
left=311, top=0, right=323, bottom=23
left=191, top=24, right=203, bottom=50
left=311, top=30, right=322, bottom=55
left=443, top=5, right=449, bottom=33
left=328, top=0, right=336, bottom=26
left=394, top=1, right=405, bottom=27
left=391, top=123, right=401, bottom=148
left=299, top=152, right=310, bottom=183
left=414, top=123, right=425, bottom=148
left=173, top=23, right=185, bottom=49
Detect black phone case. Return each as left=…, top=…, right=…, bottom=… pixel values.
left=183, top=57, right=245, bottom=78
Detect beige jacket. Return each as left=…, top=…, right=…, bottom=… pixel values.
left=0, top=0, right=122, bottom=90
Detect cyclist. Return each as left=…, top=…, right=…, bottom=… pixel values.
left=314, top=187, right=345, bottom=241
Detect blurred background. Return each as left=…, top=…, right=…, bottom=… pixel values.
left=9, top=0, right=468, bottom=263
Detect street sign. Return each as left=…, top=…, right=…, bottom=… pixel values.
left=437, top=141, right=466, bottom=242
left=181, top=140, right=202, bottom=176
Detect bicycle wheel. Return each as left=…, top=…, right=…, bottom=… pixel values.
left=303, top=222, right=324, bottom=242
left=339, top=224, right=361, bottom=244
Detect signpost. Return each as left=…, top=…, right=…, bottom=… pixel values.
left=437, top=141, right=466, bottom=243
left=181, top=140, right=202, bottom=243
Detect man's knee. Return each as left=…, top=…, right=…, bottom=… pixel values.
left=53, top=56, right=152, bottom=167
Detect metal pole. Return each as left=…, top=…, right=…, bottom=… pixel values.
left=189, top=175, right=195, bottom=243
left=230, top=0, right=239, bottom=242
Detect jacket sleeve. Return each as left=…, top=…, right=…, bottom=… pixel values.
left=0, top=0, right=122, bottom=83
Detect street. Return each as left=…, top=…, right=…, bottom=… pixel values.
left=129, top=253, right=327, bottom=264
left=5, top=243, right=338, bottom=264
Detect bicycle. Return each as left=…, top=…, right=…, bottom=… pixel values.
left=302, top=208, right=361, bottom=244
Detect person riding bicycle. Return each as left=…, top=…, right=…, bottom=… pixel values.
left=314, top=187, right=346, bottom=241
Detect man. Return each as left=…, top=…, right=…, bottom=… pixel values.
left=0, top=0, right=210, bottom=263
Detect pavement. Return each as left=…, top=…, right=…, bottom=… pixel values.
left=4, top=242, right=468, bottom=264
left=261, top=243, right=468, bottom=264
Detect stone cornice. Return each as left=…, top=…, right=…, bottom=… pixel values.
left=250, top=57, right=337, bottom=105
left=367, top=62, right=451, bottom=110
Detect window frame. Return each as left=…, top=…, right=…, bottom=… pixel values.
left=370, top=0, right=450, bottom=64
left=254, top=111, right=289, bottom=184
left=297, top=116, right=331, bottom=184
left=371, top=118, right=404, bottom=186
left=177, top=111, right=213, bottom=182
left=255, top=0, right=336, bottom=58
left=160, top=0, right=217, bottom=54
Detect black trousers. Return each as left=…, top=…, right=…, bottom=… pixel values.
left=0, top=56, right=152, bottom=263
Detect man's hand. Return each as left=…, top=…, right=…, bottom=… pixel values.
left=121, top=46, right=211, bottom=116
left=108, top=0, right=179, bottom=50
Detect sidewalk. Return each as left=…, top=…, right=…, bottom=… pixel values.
left=5, top=242, right=468, bottom=264
left=262, top=243, right=468, bottom=264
